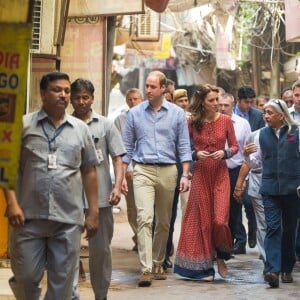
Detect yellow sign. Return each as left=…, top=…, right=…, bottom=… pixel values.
left=0, top=0, right=30, bottom=23
left=0, top=24, right=31, bottom=188
left=153, top=33, right=172, bottom=59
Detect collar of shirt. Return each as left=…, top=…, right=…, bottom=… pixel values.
left=38, top=108, right=73, bottom=127
left=234, top=105, right=249, bottom=120
left=273, top=124, right=286, bottom=138
left=87, top=109, right=100, bottom=125
left=289, top=105, right=300, bottom=121
left=145, top=99, right=169, bottom=112
left=289, top=105, right=296, bottom=113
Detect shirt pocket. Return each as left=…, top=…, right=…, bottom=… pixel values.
left=58, top=144, right=81, bottom=169
left=22, top=136, right=48, bottom=163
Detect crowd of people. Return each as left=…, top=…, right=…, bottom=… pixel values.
left=3, top=70, right=300, bottom=299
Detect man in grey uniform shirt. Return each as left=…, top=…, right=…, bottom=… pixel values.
left=5, top=72, right=99, bottom=300
left=71, top=78, right=126, bottom=300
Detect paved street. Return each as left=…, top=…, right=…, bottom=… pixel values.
left=84, top=198, right=300, bottom=300
left=1, top=197, right=300, bottom=299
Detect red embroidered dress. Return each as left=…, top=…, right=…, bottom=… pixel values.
left=174, top=114, right=238, bottom=279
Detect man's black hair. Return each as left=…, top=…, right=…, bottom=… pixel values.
left=237, top=85, right=256, bottom=99
left=280, top=86, right=292, bottom=98
left=71, top=78, right=95, bottom=95
left=40, top=72, right=70, bottom=90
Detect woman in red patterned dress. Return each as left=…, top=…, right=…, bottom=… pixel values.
left=174, top=84, right=238, bottom=281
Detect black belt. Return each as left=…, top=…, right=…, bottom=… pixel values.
left=251, top=169, right=262, bottom=174
left=135, top=162, right=174, bottom=166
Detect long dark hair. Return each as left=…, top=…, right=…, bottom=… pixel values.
left=188, top=84, right=219, bottom=131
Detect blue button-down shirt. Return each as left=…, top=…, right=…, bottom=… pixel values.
left=122, top=100, right=191, bottom=165
left=233, top=105, right=249, bottom=121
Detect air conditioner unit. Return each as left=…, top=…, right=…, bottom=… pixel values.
left=130, top=8, right=160, bottom=41
left=31, top=0, right=66, bottom=55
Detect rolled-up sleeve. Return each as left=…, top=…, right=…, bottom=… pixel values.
left=245, top=145, right=262, bottom=169
left=177, top=112, right=192, bottom=162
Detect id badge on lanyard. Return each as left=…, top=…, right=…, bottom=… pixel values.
left=48, top=153, right=57, bottom=169
left=42, top=121, right=66, bottom=170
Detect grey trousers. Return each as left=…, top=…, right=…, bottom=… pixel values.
left=9, top=219, right=82, bottom=300
left=89, top=207, right=113, bottom=300
left=251, top=196, right=267, bottom=261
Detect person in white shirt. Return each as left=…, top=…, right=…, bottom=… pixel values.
left=218, top=93, right=251, bottom=254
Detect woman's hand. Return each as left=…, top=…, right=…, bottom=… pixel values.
left=197, top=151, right=212, bottom=160
left=209, top=150, right=225, bottom=160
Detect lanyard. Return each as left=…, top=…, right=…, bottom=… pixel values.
left=41, top=121, right=66, bottom=152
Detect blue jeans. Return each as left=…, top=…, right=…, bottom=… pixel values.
left=263, top=194, right=298, bottom=273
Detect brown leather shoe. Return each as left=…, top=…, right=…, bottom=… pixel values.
left=281, top=272, right=293, bottom=283
left=264, top=272, right=279, bottom=288
left=138, top=272, right=152, bottom=287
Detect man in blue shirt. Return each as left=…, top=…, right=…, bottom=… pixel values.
left=122, top=71, right=191, bottom=287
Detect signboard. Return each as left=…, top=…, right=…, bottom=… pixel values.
left=153, top=33, right=172, bottom=59
left=69, top=0, right=144, bottom=16
left=0, top=0, right=31, bottom=23
left=0, top=24, right=31, bottom=188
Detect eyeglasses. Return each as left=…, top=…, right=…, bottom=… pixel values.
left=274, top=99, right=284, bottom=113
